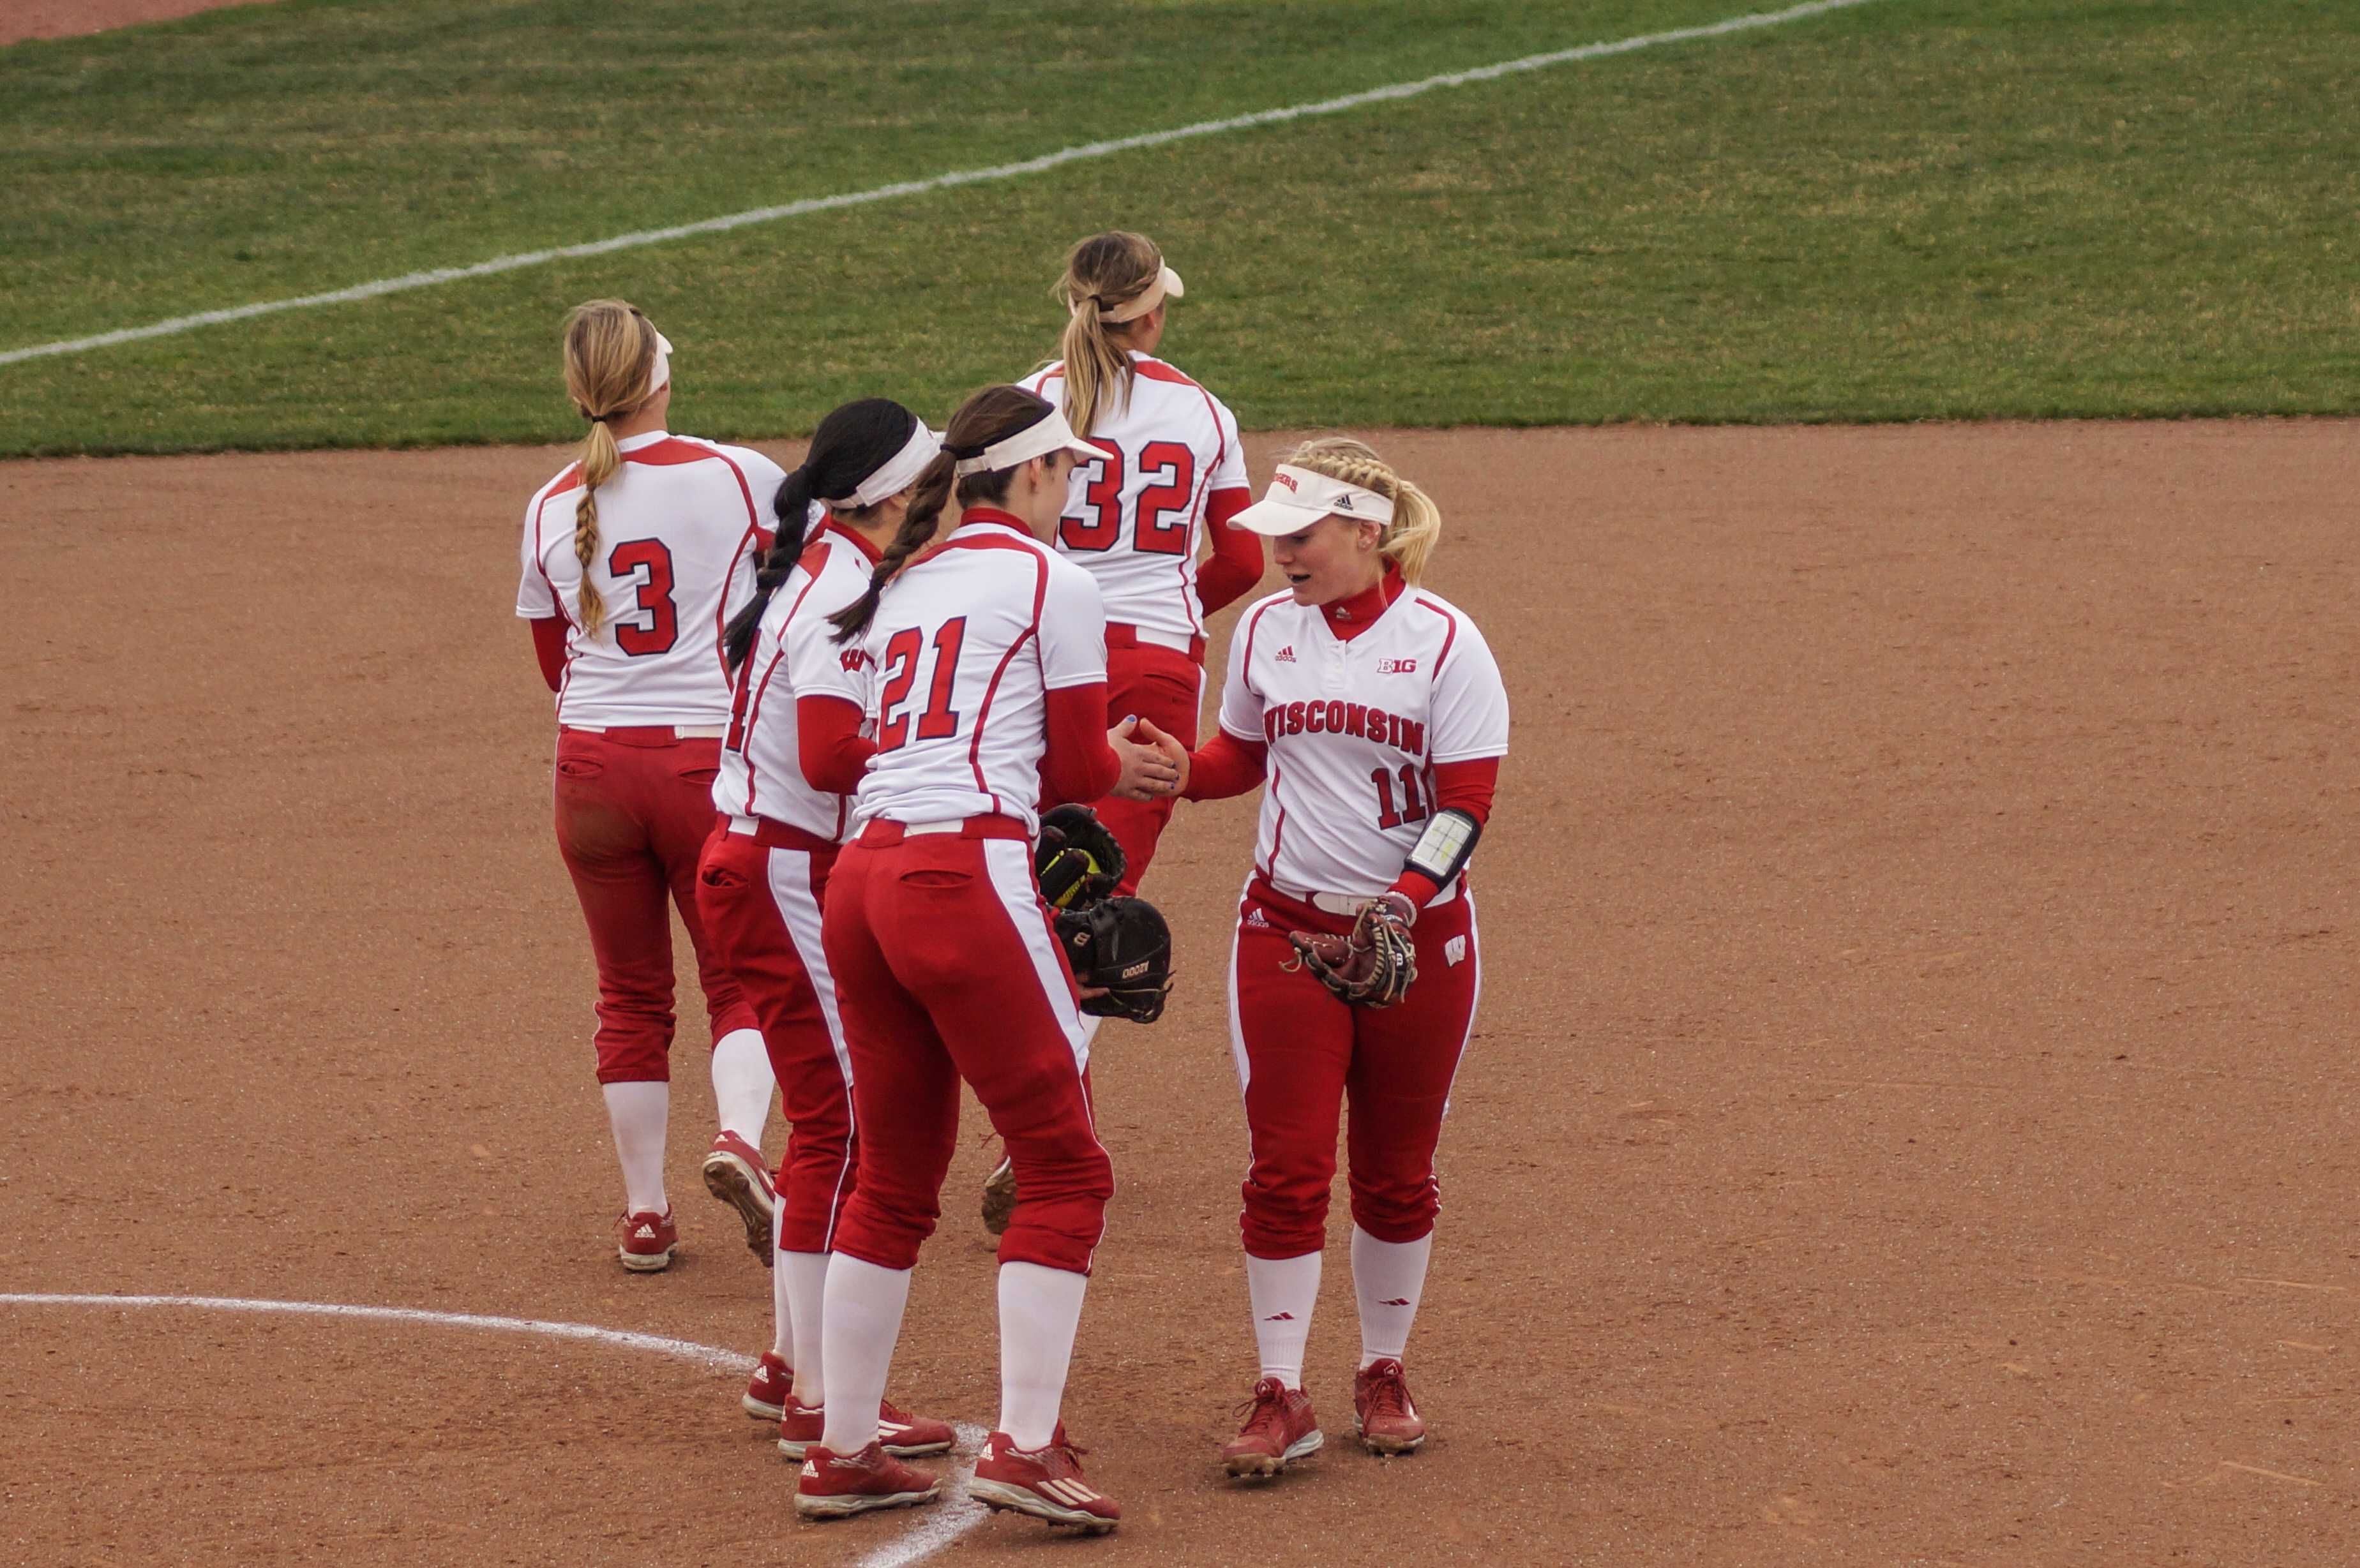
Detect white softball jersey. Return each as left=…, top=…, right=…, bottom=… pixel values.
left=713, top=523, right=882, bottom=842
left=850, top=517, right=1108, bottom=837
left=1020, top=352, right=1247, bottom=643
left=516, top=431, right=784, bottom=728
left=1219, top=586, right=1510, bottom=899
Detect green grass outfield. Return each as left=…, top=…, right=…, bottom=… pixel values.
left=1, top=0, right=2354, bottom=456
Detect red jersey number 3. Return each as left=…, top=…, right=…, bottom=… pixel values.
left=607, top=539, right=679, bottom=657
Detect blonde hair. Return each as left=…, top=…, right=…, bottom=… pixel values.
left=1050, top=231, right=1164, bottom=437
left=560, top=299, right=662, bottom=638
left=1282, top=437, right=1444, bottom=585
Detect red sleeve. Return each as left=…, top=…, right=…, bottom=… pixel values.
left=1386, top=756, right=1501, bottom=906
left=528, top=615, right=567, bottom=694
left=1041, top=682, right=1121, bottom=806
left=1180, top=728, right=1267, bottom=802
left=795, top=695, right=876, bottom=796
left=1193, top=487, right=1262, bottom=616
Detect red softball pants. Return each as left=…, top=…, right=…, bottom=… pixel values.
left=1096, top=637, right=1203, bottom=895
left=695, top=819, right=855, bottom=1255
left=822, top=820, right=1113, bottom=1276
left=551, top=726, right=755, bottom=1084
left=1228, top=878, right=1482, bottom=1260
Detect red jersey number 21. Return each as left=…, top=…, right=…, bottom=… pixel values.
left=876, top=618, right=967, bottom=752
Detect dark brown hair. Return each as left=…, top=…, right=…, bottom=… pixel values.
left=828, top=385, right=1058, bottom=643
left=723, top=398, right=920, bottom=672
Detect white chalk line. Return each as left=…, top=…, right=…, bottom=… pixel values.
left=3, top=1292, right=993, bottom=1568
left=0, top=0, right=1888, bottom=368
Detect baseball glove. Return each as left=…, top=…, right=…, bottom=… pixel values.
left=1054, top=895, right=1173, bottom=1023
left=1036, top=803, right=1126, bottom=910
left=1286, top=892, right=1418, bottom=1008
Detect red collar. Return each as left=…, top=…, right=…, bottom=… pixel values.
left=1321, top=564, right=1405, bottom=638
left=823, top=519, right=885, bottom=565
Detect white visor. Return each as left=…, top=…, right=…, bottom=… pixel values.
left=1228, top=463, right=1395, bottom=535
left=826, top=422, right=941, bottom=509
left=645, top=331, right=673, bottom=399
left=950, top=405, right=1101, bottom=477
left=1097, top=264, right=1185, bottom=324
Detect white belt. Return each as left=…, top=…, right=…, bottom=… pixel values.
left=1128, top=625, right=1195, bottom=652
left=566, top=722, right=726, bottom=740
left=1277, top=878, right=1459, bottom=916
left=726, top=814, right=759, bottom=836
left=900, top=819, right=968, bottom=837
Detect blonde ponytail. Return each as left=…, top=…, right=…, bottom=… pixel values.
left=559, top=299, right=662, bottom=639
left=1049, top=231, right=1164, bottom=437
left=1281, top=437, right=1445, bottom=586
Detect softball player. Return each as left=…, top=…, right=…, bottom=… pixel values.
left=792, top=385, right=1178, bottom=1532
left=1019, top=230, right=1259, bottom=890
left=1170, top=438, right=1509, bottom=1475
left=696, top=398, right=951, bottom=1460
left=979, top=232, right=1260, bottom=1230
left=516, top=300, right=782, bottom=1273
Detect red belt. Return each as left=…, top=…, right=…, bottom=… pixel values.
left=1106, top=623, right=1207, bottom=664
left=857, top=814, right=1032, bottom=848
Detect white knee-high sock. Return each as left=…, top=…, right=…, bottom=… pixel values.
left=709, top=1027, right=774, bottom=1146
left=769, top=1206, right=795, bottom=1362
left=997, top=1260, right=1088, bottom=1451
left=781, top=1249, right=831, bottom=1406
left=1352, top=1225, right=1434, bottom=1366
left=602, top=1080, right=669, bottom=1214
left=1245, top=1251, right=1321, bottom=1389
left=819, top=1253, right=910, bottom=1455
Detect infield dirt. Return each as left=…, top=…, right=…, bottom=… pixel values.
left=5, top=420, right=2356, bottom=1564
left=1, top=0, right=271, bottom=45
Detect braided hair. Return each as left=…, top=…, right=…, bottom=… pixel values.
left=1282, top=437, right=1445, bottom=585
left=559, top=301, right=663, bottom=638
left=722, top=399, right=922, bottom=673
left=828, top=385, right=1060, bottom=643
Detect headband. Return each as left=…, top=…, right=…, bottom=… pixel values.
left=822, top=421, right=941, bottom=510
left=1078, top=263, right=1186, bottom=325
left=1227, top=463, right=1397, bottom=535
left=949, top=405, right=1101, bottom=478
left=645, top=330, right=672, bottom=399
left=583, top=327, right=673, bottom=421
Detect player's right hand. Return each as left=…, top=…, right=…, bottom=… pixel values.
left=1109, top=715, right=1183, bottom=800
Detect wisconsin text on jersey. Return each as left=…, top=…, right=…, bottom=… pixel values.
left=1258, top=701, right=1425, bottom=756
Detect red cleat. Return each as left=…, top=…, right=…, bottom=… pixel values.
left=970, top=1426, right=1120, bottom=1534
left=776, top=1394, right=824, bottom=1458
left=794, top=1442, right=941, bottom=1520
left=1353, top=1359, right=1426, bottom=1454
left=744, top=1351, right=792, bottom=1421
left=702, top=1131, right=777, bottom=1266
left=615, top=1208, right=677, bottom=1273
left=878, top=1396, right=955, bottom=1458
left=777, top=1395, right=954, bottom=1460
left=1222, top=1378, right=1323, bottom=1477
